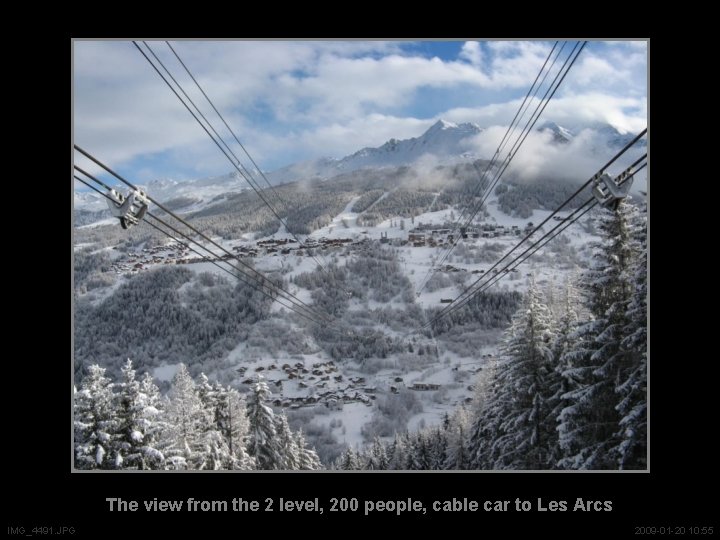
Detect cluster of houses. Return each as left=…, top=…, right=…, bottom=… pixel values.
left=235, top=358, right=447, bottom=411
left=235, top=237, right=355, bottom=257
left=304, top=237, right=354, bottom=250
left=237, top=360, right=381, bottom=409
left=111, top=234, right=362, bottom=275
left=409, top=382, right=442, bottom=391
left=404, top=222, right=533, bottom=248
left=110, top=243, right=191, bottom=274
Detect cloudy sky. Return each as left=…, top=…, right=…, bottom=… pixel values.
left=73, top=40, right=646, bottom=183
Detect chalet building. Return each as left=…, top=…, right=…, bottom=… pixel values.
left=410, top=382, right=441, bottom=391
left=408, top=233, right=425, bottom=244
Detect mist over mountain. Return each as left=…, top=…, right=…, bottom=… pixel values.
left=74, top=118, right=646, bottom=223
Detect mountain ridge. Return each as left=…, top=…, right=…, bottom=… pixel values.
left=74, top=119, right=646, bottom=218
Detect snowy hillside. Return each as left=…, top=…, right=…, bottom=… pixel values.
left=74, top=171, right=250, bottom=215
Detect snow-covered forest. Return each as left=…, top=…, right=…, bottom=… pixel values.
left=495, top=178, right=590, bottom=219
left=74, top=266, right=276, bottom=382
left=75, top=361, right=321, bottom=470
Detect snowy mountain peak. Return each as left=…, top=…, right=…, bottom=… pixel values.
left=426, top=119, right=482, bottom=136
left=590, top=122, right=647, bottom=149
left=537, top=121, right=574, bottom=143
left=346, top=120, right=483, bottom=168
left=428, top=119, right=458, bottom=132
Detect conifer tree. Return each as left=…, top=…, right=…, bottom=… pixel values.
left=214, top=382, right=254, bottom=469
left=445, top=407, right=470, bottom=470
left=276, top=413, right=300, bottom=469
left=295, top=429, right=323, bottom=470
left=342, top=447, right=360, bottom=470
left=74, top=364, right=118, bottom=469
left=473, top=279, right=556, bottom=469
left=613, top=205, right=647, bottom=469
left=547, top=280, right=581, bottom=467
left=164, top=364, right=207, bottom=469
left=136, top=372, right=168, bottom=469
left=246, top=377, right=281, bottom=469
left=387, top=433, right=410, bottom=470
left=365, top=436, right=388, bottom=470
left=558, top=202, right=638, bottom=469
left=115, top=360, right=167, bottom=469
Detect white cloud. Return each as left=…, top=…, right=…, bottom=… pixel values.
left=441, top=92, right=646, bottom=134
left=269, top=49, right=554, bottom=123
left=460, top=41, right=483, bottom=66
left=463, top=124, right=645, bottom=187
left=572, top=55, right=626, bottom=86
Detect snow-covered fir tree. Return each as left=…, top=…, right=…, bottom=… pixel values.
left=190, top=373, right=235, bottom=471
left=387, top=433, right=410, bottom=470
left=612, top=204, right=647, bottom=469
left=164, top=364, right=208, bottom=469
left=468, top=357, right=498, bottom=469
left=337, top=447, right=360, bottom=470
left=557, top=201, right=640, bottom=469
left=546, top=279, right=582, bottom=467
left=471, top=278, right=556, bottom=469
left=246, top=377, right=282, bottom=469
left=365, top=436, right=388, bottom=470
left=275, top=413, right=300, bottom=469
left=196, top=373, right=218, bottom=419
left=411, top=431, right=433, bottom=470
left=427, top=427, right=448, bottom=470
left=74, top=364, right=118, bottom=469
left=114, top=360, right=166, bottom=469
left=214, top=382, right=254, bottom=470
left=445, top=407, right=470, bottom=470
left=294, top=429, right=323, bottom=470
left=136, top=371, right=168, bottom=469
